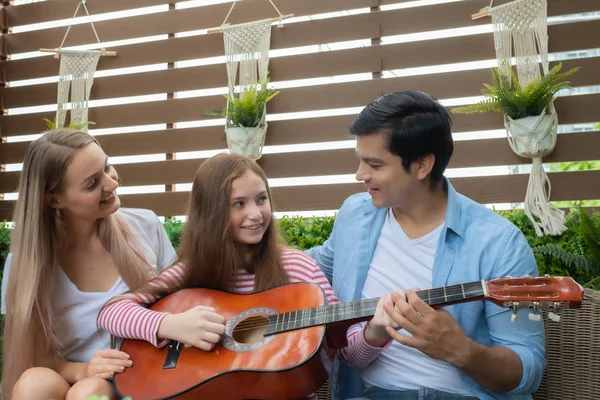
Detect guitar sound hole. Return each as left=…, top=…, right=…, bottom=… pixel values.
left=232, top=315, right=270, bottom=344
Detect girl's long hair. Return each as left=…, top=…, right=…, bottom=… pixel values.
left=2, top=130, right=153, bottom=399
left=131, top=153, right=289, bottom=300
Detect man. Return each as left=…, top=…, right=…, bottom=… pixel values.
left=307, top=91, right=545, bottom=400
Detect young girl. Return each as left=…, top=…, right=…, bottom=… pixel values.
left=1, top=129, right=177, bottom=400
left=97, top=153, right=390, bottom=399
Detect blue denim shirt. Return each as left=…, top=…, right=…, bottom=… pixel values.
left=306, top=180, right=546, bottom=400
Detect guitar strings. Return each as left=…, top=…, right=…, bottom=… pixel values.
left=229, top=287, right=487, bottom=333
left=233, top=284, right=486, bottom=331
left=231, top=287, right=486, bottom=332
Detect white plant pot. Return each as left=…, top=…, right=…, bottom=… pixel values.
left=506, top=113, right=557, bottom=157
left=225, top=125, right=267, bottom=160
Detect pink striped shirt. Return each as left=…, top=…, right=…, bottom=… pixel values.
left=98, top=248, right=388, bottom=397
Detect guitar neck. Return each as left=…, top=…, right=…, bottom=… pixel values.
left=265, top=281, right=485, bottom=336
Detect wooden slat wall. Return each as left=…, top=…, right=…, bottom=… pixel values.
left=1, top=0, right=599, bottom=221
left=4, top=20, right=600, bottom=110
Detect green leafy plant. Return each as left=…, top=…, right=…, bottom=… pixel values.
left=0, top=221, right=11, bottom=270
left=451, top=62, right=579, bottom=119
left=205, top=75, right=279, bottom=128
left=278, top=216, right=335, bottom=251
left=532, top=207, right=600, bottom=289
left=43, top=118, right=96, bottom=131
left=163, top=217, right=184, bottom=250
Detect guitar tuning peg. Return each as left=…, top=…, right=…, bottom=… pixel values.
left=509, top=301, right=519, bottom=323
left=528, top=312, right=542, bottom=321
left=547, top=301, right=562, bottom=322
left=548, top=312, right=561, bottom=322
left=528, top=301, right=541, bottom=321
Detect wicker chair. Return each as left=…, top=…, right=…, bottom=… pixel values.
left=533, top=288, right=600, bottom=400
left=316, top=288, right=600, bottom=400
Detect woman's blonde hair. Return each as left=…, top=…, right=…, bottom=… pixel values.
left=2, top=130, right=153, bottom=398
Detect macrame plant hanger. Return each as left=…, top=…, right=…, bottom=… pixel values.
left=487, top=0, right=566, bottom=237
left=212, top=0, right=292, bottom=160
left=40, top=0, right=116, bottom=132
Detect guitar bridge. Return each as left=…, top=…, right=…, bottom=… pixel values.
left=163, top=340, right=182, bottom=369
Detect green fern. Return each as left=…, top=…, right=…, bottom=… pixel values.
left=580, top=207, right=600, bottom=264
left=451, top=62, right=579, bottom=120
left=205, top=74, right=279, bottom=128
left=584, top=275, right=600, bottom=290
left=533, top=244, right=599, bottom=276
left=43, top=118, right=96, bottom=131
left=532, top=207, right=600, bottom=278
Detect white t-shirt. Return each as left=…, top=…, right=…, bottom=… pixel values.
left=360, top=209, right=472, bottom=396
left=1, top=207, right=177, bottom=363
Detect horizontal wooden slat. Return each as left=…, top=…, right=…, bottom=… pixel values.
left=7, top=0, right=378, bottom=54
left=2, top=129, right=600, bottom=193
left=452, top=131, right=600, bottom=169
left=6, top=0, right=186, bottom=28
left=4, top=19, right=599, bottom=110
left=2, top=170, right=600, bottom=220
left=454, top=170, right=600, bottom=204
left=1, top=57, right=594, bottom=136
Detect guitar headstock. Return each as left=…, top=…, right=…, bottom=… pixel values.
left=484, top=276, right=584, bottom=322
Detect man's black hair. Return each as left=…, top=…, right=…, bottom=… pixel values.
left=349, top=90, right=454, bottom=184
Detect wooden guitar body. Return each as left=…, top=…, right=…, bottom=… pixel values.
left=113, top=282, right=329, bottom=400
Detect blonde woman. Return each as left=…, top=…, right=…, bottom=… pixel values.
left=1, top=130, right=177, bottom=400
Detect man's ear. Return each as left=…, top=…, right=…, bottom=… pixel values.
left=44, top=193, right=63, bottom=209
left=415, top=154, right=435, bottom=181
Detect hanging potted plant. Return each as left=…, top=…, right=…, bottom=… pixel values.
left=206, top=75, right=279, bottom=160
left=451, top=62, right=579, bottom=157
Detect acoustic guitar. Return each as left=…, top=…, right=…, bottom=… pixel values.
left=113, top=276, right=583, bottom=400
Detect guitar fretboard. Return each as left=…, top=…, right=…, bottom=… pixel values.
left=264, top=281, right=484, bottom=336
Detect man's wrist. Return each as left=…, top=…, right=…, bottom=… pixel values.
left=450, top=337, right=480, bottom=369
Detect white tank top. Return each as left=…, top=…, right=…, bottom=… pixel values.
left=1, top=208, right=177, bottom=362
